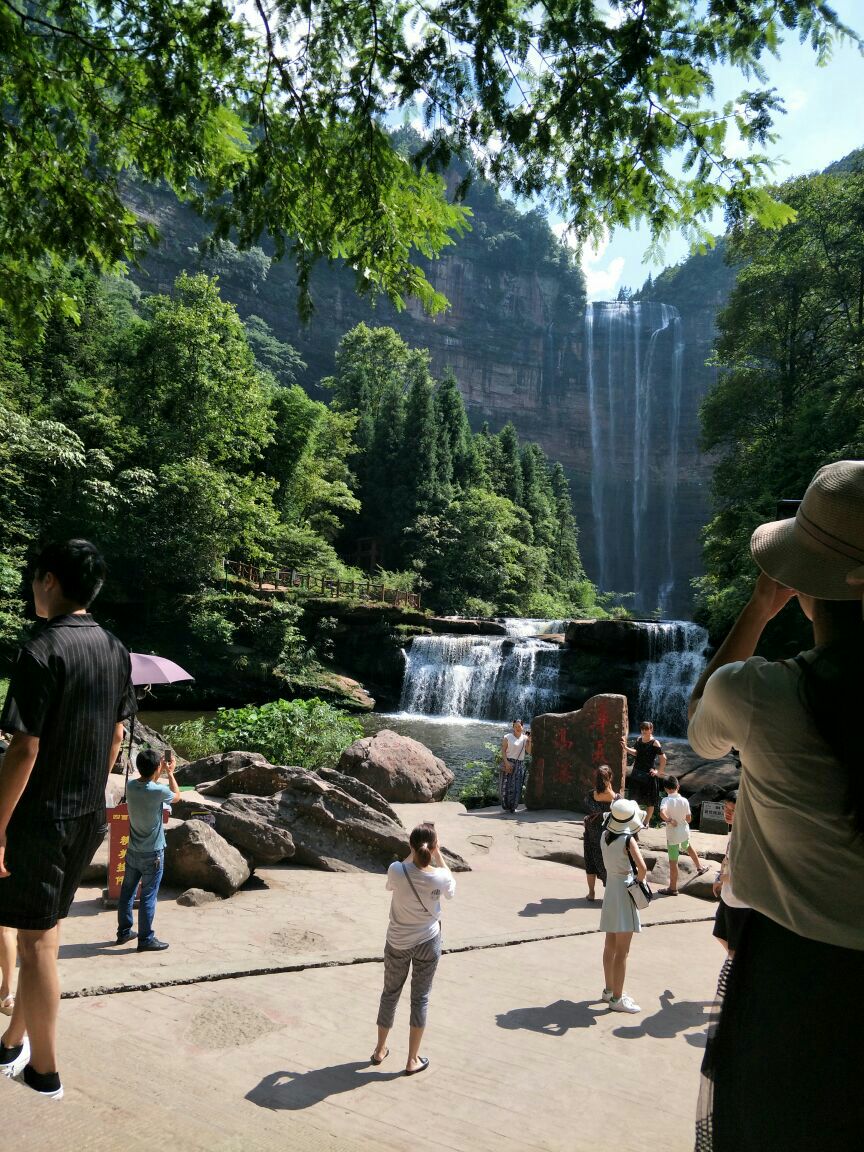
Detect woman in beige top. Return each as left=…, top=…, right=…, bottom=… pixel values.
left=688, top=461, right=864, bottom=1152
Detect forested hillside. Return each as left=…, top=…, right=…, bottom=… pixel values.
left=695, top=158, right=864, bottom=641
left=0, top=269, right=599, bottom=697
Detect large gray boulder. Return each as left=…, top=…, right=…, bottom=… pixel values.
left=338, top=729, right=454, bottom=803
left=164, top=819, right=251, bottom=896
left=213, top=806, right=295, bottom=864
left=174, top=751, right=271, bottom=788
left=677, top=760, right=741, bottom=807
left=119, top=720, right=187, bottom=772
left=316, top=765, right=400, bottom=821
left=200, top=761, right=304, bottom=798
left=220, top=772, right=469, bottom=873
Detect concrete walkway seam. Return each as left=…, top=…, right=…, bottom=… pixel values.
left=60, top=913, right=716, bottom=1000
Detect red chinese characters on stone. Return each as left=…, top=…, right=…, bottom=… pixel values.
left=525, top=694, right=628, bottom=811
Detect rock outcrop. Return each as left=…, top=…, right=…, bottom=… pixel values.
left=338, top=729, right=454, bottom=803
left=200, top=761, right=304, bottom=798
left=212, top=806, right=296, bottom=865
left=175, top=751, right=271, bottom=789
left=164, top=820, right=252, bottom=897
left=527, top=694, right=629, bottom=811
left=163, top=752, right=469, bottom=888
left=219, top=782, right=406, bottom=873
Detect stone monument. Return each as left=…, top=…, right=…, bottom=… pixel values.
left=525, top=693, right=628, bottom=812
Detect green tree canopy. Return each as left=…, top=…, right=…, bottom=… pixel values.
left=696, top=166, right=864, bottom=638
left=1, top=1, right=857, bottom=328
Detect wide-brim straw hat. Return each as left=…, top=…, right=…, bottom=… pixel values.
left=603, top=798, right=645, bottom=835
left=750, top=460, right=864, bottom=600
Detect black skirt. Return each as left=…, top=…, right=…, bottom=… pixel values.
left=698, top=911, right=864, bottom=1151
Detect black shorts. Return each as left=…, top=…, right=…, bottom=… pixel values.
left=0, top=808, right=106, bottom=931
left=712, top=898, right=751, bottom=953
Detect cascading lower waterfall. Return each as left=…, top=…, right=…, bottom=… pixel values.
left=636, top=621, right=709, bottom=737
left=501, top=618, right=566, bottom=638
left=399, top=633, right=561, bottom=721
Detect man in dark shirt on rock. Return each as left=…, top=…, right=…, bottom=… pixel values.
left=0, top=540, right=136, bottom=1099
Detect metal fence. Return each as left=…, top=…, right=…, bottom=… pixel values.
left=223, top=559, right=422, bottom=609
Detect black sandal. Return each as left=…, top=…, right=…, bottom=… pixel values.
left=370, top=1047, right=389, bottom=1065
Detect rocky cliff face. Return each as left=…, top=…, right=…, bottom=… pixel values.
left=125, top=181, right=731, bottom=617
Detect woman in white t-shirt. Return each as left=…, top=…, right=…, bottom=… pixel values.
left=371, top=823, right=455, bottom=1076
left=499, top=719, right=531, bottom=813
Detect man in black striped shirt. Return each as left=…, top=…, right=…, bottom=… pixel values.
left=0, top=540, right=136, bottom=1099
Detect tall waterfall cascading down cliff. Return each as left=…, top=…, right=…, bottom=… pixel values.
left=585, top=301, right=688, bottom=616
left=399, top=633, right=561, bottom=721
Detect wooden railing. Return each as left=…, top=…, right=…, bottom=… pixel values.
left=223, top=559, right=422, bottom=610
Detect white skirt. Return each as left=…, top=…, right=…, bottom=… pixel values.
left=599, top=875, right=641, bottom=933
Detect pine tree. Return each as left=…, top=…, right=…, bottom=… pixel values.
left=366, top=375, right=410, bottom=564
left=496, top=422, right=524, bottom=506
left=549, top=462, right=585, bottom=581
left=435, top=371, right=479, bottom=488
left=402, top=368, right=443, bottom=520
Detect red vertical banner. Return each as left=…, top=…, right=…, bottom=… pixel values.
left=108, top=804, right=130, bottom=901
left=108, top=802, right=169, bottom=901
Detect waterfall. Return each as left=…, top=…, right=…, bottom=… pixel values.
left=585, top=303, right=605, bottom=589
left=501, top=618, right=566, bottom=638
left=584, top=300, right=686, bottom=615
left=635, top=621, right=708, bottom=737
left=659, top=311, right=685, bottom=615
left=399, top=632, right=561, bottom=721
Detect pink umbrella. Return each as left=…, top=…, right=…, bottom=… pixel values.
left=129, top=652, right=194, bottom=686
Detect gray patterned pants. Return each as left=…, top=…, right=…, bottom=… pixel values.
left=376, top=933, right=442, bottom=1029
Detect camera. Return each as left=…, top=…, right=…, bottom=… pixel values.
left=776, top=498, right=801, bottom=520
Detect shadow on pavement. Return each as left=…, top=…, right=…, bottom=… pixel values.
left=612, top=990, right=712, bottom=1041
left=518, top=897, right=585, bottom=917
left=496, top=999, right=605, bottom=1036
left=246, top=1062, right=403, bottom=1110
left=59, top=939, right=130, bottom=959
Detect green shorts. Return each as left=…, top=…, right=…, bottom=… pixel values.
left=668, top=841, right=690, bottom=862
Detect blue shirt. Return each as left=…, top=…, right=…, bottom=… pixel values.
left=126, top=778, right=174, bottom=853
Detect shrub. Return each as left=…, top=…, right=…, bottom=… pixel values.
left=458, top=761, right=499, bottom=805
left=166, top=697, right=362, bottom=769
left=162, top=715, right=223, bottom=761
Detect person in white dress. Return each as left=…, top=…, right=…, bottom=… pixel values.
left=598, top=798, right=648, bottom=1013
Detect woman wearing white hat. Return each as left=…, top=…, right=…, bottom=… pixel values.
left=598, top=797, right=649, bottom=1013
left=688, top=460, right=864, bottom=1152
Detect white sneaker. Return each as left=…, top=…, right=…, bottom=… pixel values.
left=0, top=1035, right=30, bottom=1078
left=601, top=988, right=614, bottom=1003
left=609, top=994, right=641, bottom=1013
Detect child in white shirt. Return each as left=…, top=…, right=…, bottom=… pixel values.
left=658, top=776, right=709, bottom=895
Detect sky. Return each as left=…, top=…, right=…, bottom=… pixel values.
left=577, top=0, right=864, bottom=298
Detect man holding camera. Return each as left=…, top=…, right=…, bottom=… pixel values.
left=116, top=747, right=180, bottom=952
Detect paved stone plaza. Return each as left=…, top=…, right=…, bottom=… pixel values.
left=0, top=804, right=725, bottom=1151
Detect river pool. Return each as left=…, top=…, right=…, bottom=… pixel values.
left=138, top=709, right=502, bottom=793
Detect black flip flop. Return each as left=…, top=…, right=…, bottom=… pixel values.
left=405, top=1057, right=429, bottom=1077
left=370, top=1047, right=389, bottom=1066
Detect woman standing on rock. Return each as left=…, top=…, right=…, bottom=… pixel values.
left=583, top=765, right=618, bottom=901
left=371, top=822, right=455, bottom=1076
left=500, top=719, right=531, bottom=813
left=598, top=798, right=648, bottom=1013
